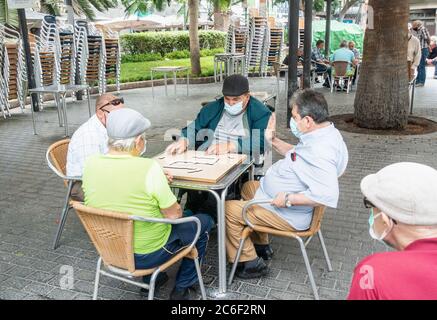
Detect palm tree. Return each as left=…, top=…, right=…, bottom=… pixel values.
left=0, top=0, right=18, bottom=27
left=188, top=0, right=201, bottom=75
left=120, top=0, right=202, bottom=76
left=353, top=0, right=410, bottom=129
left=211, top=0, right=231, bottom=31
left=0, top=0, right=119, bottom=27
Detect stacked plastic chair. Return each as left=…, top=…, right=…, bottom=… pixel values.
left=100, top=27, right=121, bottom=94
left=74, top=21, right=106, bottom=95
left=234, top=27, right=248, bottom=55
left=225, top=25, right=235, bottom=53
left=245, top=16, right=267, bottom=76
left=262, top=26, right=283, bottom=76
left=58, top=25, right=76, bottom=86
left=0, top=24, right=27, bottom=118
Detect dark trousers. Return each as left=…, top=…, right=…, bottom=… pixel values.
left=417, top=47, right=430, bottom=84
left=184, top=172, right=250, bottom=222
left=71, top=181, right=84, bottom=202
left=134, top=213, right=212, bottom=290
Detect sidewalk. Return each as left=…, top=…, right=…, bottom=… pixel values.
left=0, top=70, right=436, bottom=300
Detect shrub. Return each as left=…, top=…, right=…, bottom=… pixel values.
left=121, top=30, right=226, bottom=56
left=121, top=52, right=163, bottom=63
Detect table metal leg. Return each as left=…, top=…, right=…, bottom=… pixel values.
left=61, top=92, right=69, bottom=137
left=30, top=94, right=37, bottom=135
left=208, top=186, right=229, bottom=296
left=151, top=71, right=154, bottom=98
left=186, top=73, right=189, bottom=96
left=164, top=73, right=168, bottom=96
left=173, top=71, right=177, bottom=95
left=214, top=58, right=217, bottom=83
left=86, top=89, right=92, bottom=117
left=55, top=94, right=63, bottom=127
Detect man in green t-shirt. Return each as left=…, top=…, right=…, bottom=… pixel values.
left=82, top=108, right=212, bottom=300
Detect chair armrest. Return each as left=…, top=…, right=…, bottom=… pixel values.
left=129, top=216, right=201, bottom=252
left=45, top=149, right=81, bottom=182
left=242, top=199, right=273, bottom=228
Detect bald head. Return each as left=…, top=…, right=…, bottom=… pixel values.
left=95, top=93, right=120, bottom=112
left=95, top=93, right=125, bottom=127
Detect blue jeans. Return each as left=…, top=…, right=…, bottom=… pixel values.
left=417, top=47, right=430, bottom=84
left=134, top=213, right=212, bottom=290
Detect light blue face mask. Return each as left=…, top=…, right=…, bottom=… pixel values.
left=289, top=117, right=303, bottom=139
left=224, top=101, right=244, bottom=116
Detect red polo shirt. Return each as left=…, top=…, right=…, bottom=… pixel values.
left=347, top=237, right=437, bottom=300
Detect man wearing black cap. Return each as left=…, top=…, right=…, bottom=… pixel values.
left=166, top=74, right=271, bottom=156
left=165, top=74, right=272, bottom=239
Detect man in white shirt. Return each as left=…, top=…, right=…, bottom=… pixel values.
left=67, top=93, right=125, bottom=200
left=226, top=89, right=348, bottom=278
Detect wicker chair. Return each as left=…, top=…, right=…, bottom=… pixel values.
left=46, top=139, right=81, bottom=249
left=330, top=61, right=354, bottom=94
left=228, top=200, right=332, bottom=300
left=71, top=201, right=207, bottom=300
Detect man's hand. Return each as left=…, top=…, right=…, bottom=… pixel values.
left=265, top=113, right=276, bottom=145
left=206, top=142, right=237, bottom=155
left=271, top=192, right=287, bottom=208
left=165, top=139, right=188, bottom=155
left=164, top=170, right=173, bottom=184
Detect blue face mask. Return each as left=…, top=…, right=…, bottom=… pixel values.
left=289, top=117, right=303, bottom=139
left=224, top=101, right=244, bottom=116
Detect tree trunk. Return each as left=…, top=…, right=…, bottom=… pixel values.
left=213, top=2, right=230, bottom=31
left=353, top=0, right=410, bottom=130
left=339, top=0, right=358, bottom=22
left=188, top=0, right=201, bottom=76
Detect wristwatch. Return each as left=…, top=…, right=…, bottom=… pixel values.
left=285, top=193, right=293, bottom=208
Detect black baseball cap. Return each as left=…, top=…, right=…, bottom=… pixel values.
left=222, top=74, right=250, bottom=97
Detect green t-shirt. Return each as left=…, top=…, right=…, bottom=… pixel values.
left=82, top=154, right=176, bottom=254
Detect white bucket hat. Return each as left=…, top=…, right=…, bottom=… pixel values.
left=361, top=162, right=437, bottom=225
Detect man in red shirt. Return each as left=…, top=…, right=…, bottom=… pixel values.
left=348, top=162, right=437, bottom=300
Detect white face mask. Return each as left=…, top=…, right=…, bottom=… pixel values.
left=224, top=101, right=244, bottom=116
left=368, top=208, right=394, bottom=245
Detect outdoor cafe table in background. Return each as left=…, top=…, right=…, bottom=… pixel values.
left=154, top=151, right=254, bottom=295
left=151, top=66, right=189, bottom=98
left=28, top=84, right=92, bottom=136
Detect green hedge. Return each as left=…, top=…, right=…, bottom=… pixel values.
left=121, top=48, right=225, bottom=63
left=121, top=30, right=226, bottom=56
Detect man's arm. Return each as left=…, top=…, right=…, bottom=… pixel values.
left=271, top=137, right=294, bottom=156
left=180, top=102, right=214, bottom=148
left=160, top=202, right=182, bottom=220
left=271, top=192, right=320, bottom=208
left=265, top=113, right=294, bottom=156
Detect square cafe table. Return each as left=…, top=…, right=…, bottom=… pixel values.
left=151, top=66, right=189, bottom=98
left=28, top=84, right=92, bottom=136
left=167, top=156, right=254, bottom=296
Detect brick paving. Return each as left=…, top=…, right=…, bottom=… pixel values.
left=1, top=69, right=437, bottom=300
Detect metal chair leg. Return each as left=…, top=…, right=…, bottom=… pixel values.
left=228, top=237, right=247, bottom=286
left=148, top=269, right=160, bottom=300
left=194, top=257, right=207, bottom=300
left=93, top=257, right=102, bottom=300
left=296, top=236, right=319, bottom=300
left=317, top=230, right=332, bottom=272
left=52, top=180, right=73, bottom=250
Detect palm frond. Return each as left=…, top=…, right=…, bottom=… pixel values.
left=0, top=0, right=19, bottom=28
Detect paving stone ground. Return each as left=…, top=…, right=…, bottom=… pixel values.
left=1, top=68, right=436, bottom=300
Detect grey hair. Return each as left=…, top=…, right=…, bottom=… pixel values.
left=340, top=40, right=348, bottom=48
left=292, top=89, right=329, bottom=124
left=108, top=132, right=146, bottom=153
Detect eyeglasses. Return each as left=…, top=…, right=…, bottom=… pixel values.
left=363, top=197, right=375, bottom=209
left=100, top=97, right=124, bottom=112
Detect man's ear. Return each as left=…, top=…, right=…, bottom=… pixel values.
left=380, top=212, right=393, bottom=228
